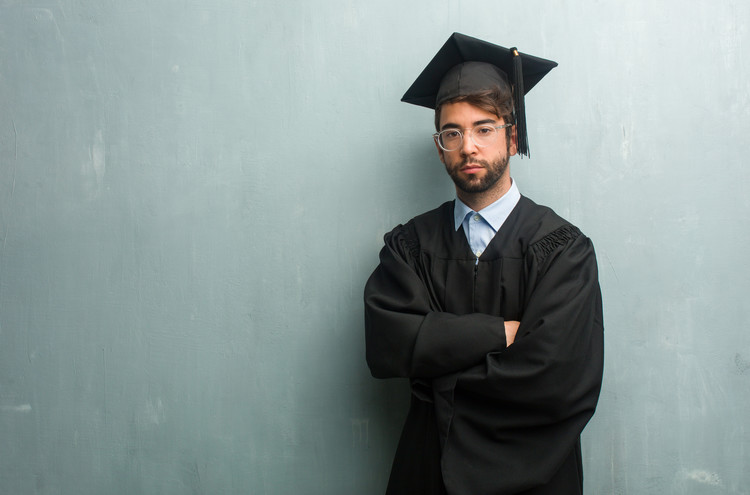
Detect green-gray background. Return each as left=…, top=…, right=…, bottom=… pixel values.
left=1, top=1, right=748, bottom=493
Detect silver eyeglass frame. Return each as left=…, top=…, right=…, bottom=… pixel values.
left=433, top=123, right=514, bottom=152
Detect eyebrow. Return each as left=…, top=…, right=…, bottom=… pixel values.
left=440, top=118, right=497, bottom=131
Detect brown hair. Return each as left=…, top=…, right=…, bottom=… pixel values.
left=434, top=88, right=515, bottom=140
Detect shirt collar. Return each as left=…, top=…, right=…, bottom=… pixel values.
left=453, top=179, right=521, bottom=231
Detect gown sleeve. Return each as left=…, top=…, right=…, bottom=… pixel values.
left=364, top=223, right=507, bottom=379
left=441, top=225, right=604, bottom=494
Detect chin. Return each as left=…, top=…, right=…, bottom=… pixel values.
left=456, top=179, right=496, bottom=194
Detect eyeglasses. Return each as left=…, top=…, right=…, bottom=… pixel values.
left=433, top=123, right=513, bottom=152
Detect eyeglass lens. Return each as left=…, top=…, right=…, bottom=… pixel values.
left=438, top=125, right=499, bottom=151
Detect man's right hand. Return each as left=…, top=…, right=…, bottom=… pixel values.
left=504, top=320, right=520, bottom=347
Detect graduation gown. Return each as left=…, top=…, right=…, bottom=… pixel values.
left=364, top=196, right=604, bottom=495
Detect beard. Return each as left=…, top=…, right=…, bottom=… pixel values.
left=446, top=152, right=510, bottom=194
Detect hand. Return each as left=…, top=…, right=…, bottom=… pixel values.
left=504, top=320, right=520, bottom=347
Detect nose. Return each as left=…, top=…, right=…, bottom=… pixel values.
left=460, top=131, right=478, bottom=155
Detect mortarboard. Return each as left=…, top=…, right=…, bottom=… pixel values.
left=401, top=32, right=558, bottom=157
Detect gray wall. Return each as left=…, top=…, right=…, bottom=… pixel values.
left=1, top=1, right=748, bottom=493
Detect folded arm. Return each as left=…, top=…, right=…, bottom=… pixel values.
left=364, top=227, right=508, bottom=379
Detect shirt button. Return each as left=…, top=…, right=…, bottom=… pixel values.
left=473, top=214, right=480, bottom=222
left=475, top=250, right=483, bottom=257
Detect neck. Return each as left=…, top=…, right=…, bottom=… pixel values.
left=456, top=176, right=512, bottom=211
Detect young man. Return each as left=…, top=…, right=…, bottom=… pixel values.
left=364, top=33, right=604, bottom=495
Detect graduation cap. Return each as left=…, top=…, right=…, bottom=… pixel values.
left=401, top=32, right=558, bottom=157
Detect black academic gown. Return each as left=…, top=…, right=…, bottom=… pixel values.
left=364, top=196, right=604, bottom=495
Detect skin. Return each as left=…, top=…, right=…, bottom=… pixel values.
left=435, top=101, right=520, bottom=345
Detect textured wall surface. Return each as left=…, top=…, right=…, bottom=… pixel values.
left=1, top=1, right=748, bottom=493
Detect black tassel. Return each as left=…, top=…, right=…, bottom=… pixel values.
left=511, top=47, right=528, bottom=157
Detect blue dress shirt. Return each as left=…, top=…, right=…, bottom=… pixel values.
left=453, top=179, right=521, bottom=261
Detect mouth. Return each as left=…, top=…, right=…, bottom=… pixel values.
left=460, top=162, right=485, bottom=174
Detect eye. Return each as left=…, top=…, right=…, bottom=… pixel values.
left=475, top=126, right=495, bottom=136
left=442, top=130, right=461, bottom=139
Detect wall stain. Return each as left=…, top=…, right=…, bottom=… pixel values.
left=351, top=418, right=369, bottom=449
left=735, top=353, right=749, bottom=374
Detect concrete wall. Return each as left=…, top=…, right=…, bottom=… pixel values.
left=1, top=1, right=748, bottom=493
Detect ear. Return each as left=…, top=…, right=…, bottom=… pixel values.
left=434, top=138, right=445, bottom=163
left=508, top=125, right=518, bottom=157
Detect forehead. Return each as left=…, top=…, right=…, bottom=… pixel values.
left=438, top=101, right=502, bottom=128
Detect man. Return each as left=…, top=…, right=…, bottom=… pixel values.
left=364, top=33, right=604, bottom=495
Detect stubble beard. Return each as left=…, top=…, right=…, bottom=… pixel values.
left=447, top=152, right=510, bottom=194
